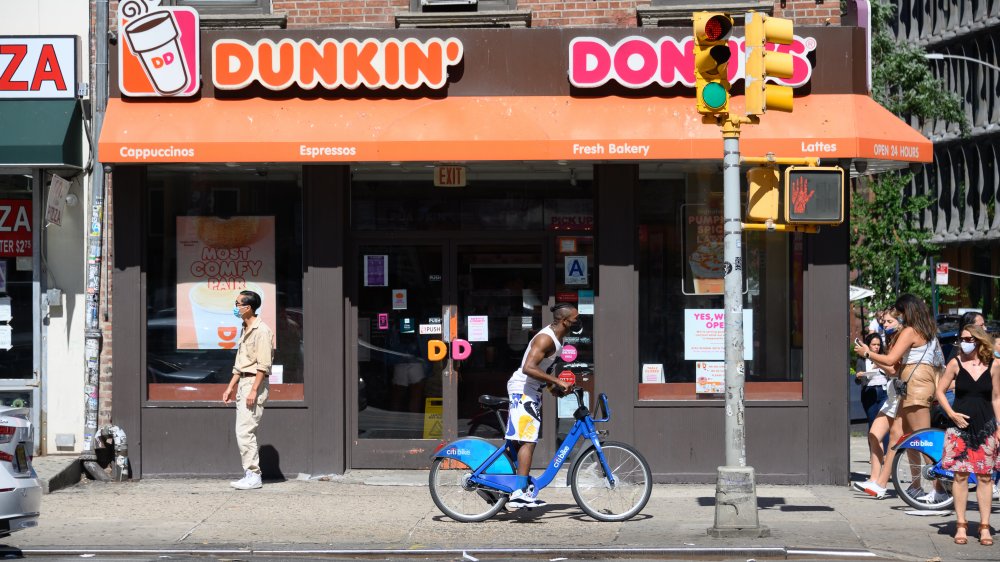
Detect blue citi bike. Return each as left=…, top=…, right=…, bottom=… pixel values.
left=428, top=387, right=652, bottom=522
left=890, top=427, right=1000, bottom=510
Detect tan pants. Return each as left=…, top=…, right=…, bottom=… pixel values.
left=235, top=376, right=269, bottom=475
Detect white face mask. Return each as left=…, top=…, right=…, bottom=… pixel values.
left=960, top=342, right=977, bottom=355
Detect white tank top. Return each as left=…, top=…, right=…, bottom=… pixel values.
left=905, top=339, right=938, bottom=365
left=507, top=326, right=562, bottom=399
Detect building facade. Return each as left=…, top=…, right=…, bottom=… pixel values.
left=891, top=0, right=1000, bottom=316
left=0, top=0, right=91, bottom=455
left=95, top=0, right=928, bottom=483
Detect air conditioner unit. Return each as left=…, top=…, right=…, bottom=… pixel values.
left=421, top=0, right=478, bottom=6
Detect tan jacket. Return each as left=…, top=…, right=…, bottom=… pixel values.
left=232, top=317, right=274, bottom=376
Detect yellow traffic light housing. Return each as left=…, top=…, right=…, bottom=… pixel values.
left=693, top=12, right=734, bottom=115
left=784, top=166, right=845, bottom=225
left=746, top=166, right=780, bottom=221
left=744, top=11, right=795, bottom=115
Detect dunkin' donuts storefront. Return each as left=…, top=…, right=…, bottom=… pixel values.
left=99, top=5, right=930, bottom=481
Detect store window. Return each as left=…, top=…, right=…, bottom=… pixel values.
left=166, top=0, right=270, bottom=14
left=145, top=168, right=303, bottom=401
left=409, top=0, right=517, bottom=12
left=637, top=177, right=804, bottom=401
left=0, top=175, right=34, bottom=381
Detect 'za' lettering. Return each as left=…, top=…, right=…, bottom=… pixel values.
left=0, top=205, right=31, bottom=233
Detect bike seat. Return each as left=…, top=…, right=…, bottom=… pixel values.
left=478, top=395, right=509, bottom=409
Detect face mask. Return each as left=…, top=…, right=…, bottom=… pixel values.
left=233, top=306, right=242, bottom=318
left=569, top=319, right=583, bottom=335
left=960, top=342, right=977, bottom=354
left=884, top=326, right=897, bottom=335
left=993, top=351, right=1000, bottom=359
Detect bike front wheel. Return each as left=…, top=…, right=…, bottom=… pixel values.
left=428, top=457, right=507, bottom=522
left=569, top=441, right=652, bottom=521
left=890, top=447, right=956, bottom=510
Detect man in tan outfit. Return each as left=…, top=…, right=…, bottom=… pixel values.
left=222, top=290, right=273, bottom=490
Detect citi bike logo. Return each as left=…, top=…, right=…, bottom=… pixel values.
left=553, top=445, right=571, bottom=468
left=118, top=0, right=200, bottom=97
left=446, top=447, right=471, bottom=456
left=909, top=439, right=934, bottom=447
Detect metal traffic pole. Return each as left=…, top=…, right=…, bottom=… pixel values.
left=708, top=116, right=768, bottom=538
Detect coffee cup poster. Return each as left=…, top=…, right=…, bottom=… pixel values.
left=118, top=0, right=200, bottom=97
left=176, top=216, right=275, bottom=350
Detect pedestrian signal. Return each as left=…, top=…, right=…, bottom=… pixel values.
left=744, top=11, right=795, bottom=115
left=784, top=166, right=844, bottom=224
left=693, top=12, right=734, bottom=115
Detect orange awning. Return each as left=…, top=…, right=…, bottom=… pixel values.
left=99, top=94, right=932, bottom=164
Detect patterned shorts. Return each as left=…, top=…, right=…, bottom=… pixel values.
left=941, top=424, right=1000, bottom=475
left=506, top=393, right=542, bottom=443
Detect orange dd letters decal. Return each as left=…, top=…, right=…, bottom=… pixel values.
left=212, top=37, right=464, bottom=91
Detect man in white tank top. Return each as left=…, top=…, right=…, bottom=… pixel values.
left=505, top=303, right=578, bottom=508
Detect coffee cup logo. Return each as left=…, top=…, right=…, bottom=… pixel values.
left=119, top=1, right=200, bottom=97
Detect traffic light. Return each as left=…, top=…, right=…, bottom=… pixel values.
left=784, top=166, right=845, bottom=224
left=744, top=11, right=795, bottom=115
left=746, top=165, right=780, bottom=221
left=693, top=12, right=734, bottom=115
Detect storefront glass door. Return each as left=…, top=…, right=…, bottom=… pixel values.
left=351, top=239, right=547, bottom=467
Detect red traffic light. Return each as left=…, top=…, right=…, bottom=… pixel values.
left=704, top=15, right=733, bottom=41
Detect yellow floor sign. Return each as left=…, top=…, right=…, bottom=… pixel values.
left=423, top=397, right=443, bottom=439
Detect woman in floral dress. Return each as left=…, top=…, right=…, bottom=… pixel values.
left=934, top=325, right=999, bottom=546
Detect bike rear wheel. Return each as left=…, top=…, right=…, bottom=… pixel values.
left=570, top=441, right=652, bottom=521
left=428, top=457, right=507, bottom=522
left=890, top=447, right=956, bottom=510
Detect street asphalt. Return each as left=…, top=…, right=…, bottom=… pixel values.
left=8, top=435, right=999, bottom=561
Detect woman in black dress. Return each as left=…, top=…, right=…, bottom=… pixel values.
left=934, top=325, right=1000, bottom=546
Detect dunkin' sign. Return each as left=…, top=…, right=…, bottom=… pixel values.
left=569, top=35, right=816, bottom=89
left=118, top=0, right=200, bottom=97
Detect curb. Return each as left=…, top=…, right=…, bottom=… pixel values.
left=19, top=546, right=882, bottom=560
left=37, top=458, right=82, bottom=494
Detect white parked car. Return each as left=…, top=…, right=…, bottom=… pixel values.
left=0, top=408, right=40, bottom=536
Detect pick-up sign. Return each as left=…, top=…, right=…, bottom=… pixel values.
left=0, top=37, right=77, bottom=99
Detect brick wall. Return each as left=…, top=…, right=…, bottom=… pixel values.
left=774, top=0, right=841, bottom=26
left=523, top=0, right=637, bottom=28
left=275, top=0, right=407, bottom=28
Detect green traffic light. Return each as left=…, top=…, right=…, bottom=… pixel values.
left=702, top=82, right=728, bottom=110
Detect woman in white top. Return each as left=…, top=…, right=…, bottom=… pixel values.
left=855, top=294, right=944, bottom=502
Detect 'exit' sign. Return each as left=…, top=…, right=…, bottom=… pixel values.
left=434, top=165, right=466, bottom=187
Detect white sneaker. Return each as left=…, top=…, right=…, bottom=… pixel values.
left=230, top=470, right=262, bottom=490
left=507, top=488, right=539, bottom=509
left=916, top=490, right=949, bottom=505
left=993, top=483, right=999, bottom=500
left=852, top=480, right=873, bottom=493
left=861, top=481, right=887, bottom=499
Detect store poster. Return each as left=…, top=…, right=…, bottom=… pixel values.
left=0, top=325, right=10, bottom=351
left=176, top=216, right=275, bottom=350
left=682, top=203, right=723, bottom=295
left=0, top=296, right=10, bottom=322
left=695, top=361, right=725, bottom=394
left=683, top=309, right=753, bottom=361
left=0, top=200, right=32, bottom=257
left=0, top=261, right=6, bottom=293
left=578, top=290, right=594, bottom=315
left=364, top=255, right=388, bottom=287
left=468, top=315, right=488, bottom=342
left=392, top=289, right=407, bottom=310
left=641, top=363, right=664, bottom=383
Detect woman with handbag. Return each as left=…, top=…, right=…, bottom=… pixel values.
left=933, top=325, right=998, bottom=546
left=854, top=294, right=943, bottom=501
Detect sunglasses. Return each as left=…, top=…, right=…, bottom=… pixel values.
left=960, top=336, right=976, bottom=343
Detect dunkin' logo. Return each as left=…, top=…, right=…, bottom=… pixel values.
left=569, top=35, right=816, bottom=89
left=118, top=0, right=200, bottom=97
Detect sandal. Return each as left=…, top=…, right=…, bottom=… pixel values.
left=980, top=523, right=993, bottom=546
left=955, top=521, right=968, bottom=545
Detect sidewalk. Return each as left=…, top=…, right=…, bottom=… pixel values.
left=11, top=436, right=998, bottom=561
